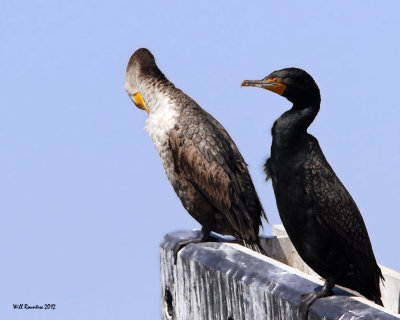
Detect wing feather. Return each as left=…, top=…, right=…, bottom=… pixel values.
left=304, top=136, right=383, bottom=287
left=169, top=99, right=265, bottom=241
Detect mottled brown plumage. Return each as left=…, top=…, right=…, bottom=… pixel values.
left=169, top=104, right=264, bottom=242
left=125, top=48, right=266, bottom=254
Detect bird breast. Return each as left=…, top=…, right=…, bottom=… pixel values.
left=145, top=107, right=179, bottom=151
left=144, top=89, right=180, bottom=179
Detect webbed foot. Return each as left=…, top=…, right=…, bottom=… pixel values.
left=172, top=229, right=211, bottom=264
left=298, top=278, right=335, bottom=319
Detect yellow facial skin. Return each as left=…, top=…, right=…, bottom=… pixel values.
left=133, top=92, right=150, bottom=114
left=265, top=78, right=287, bottom=96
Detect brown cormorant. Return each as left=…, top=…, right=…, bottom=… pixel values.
left=125, top=48, right=267, bottom=258
left=242, top=68, right=384, bottom=316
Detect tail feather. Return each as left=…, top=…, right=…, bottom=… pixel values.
left=372, top=296, right=383, bottom=307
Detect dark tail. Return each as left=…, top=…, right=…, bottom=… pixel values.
left=372, top=296, right=383, bottom=307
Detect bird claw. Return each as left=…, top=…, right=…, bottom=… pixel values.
left=298, top=292, right=319, bottom=320
left=171, top=234, right=207, bottom=264
left=298, top=283, right=333, bottom=320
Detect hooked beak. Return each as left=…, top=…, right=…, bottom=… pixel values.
left=133, top=92, right=150, bottom=114
left=241, top=79, right=286, bottom=96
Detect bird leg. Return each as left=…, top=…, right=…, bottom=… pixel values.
left=298, top=277, right=335, bottom=319
left=172, top=228, right=211, bottom=264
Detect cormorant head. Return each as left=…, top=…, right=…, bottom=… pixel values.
left=125, top=48, right=166, bottom=114
left=242, top=68, right=321, bottom=108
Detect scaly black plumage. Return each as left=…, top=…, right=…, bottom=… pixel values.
left=242, top=68, right=384, bottom=316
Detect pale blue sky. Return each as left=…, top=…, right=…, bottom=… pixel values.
left=1, top=1, right=399, bottom=319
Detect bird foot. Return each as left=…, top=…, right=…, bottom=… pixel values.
left=171, top=232, right=211, bottom=264
left=298, top=289, right=332, bottom=320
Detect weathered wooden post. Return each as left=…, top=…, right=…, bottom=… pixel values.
left=160, top=225, right=400, bottom=320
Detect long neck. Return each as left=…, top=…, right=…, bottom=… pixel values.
left=272, top=103, right=320, bottom=148
left=140, top=76, right=176, bottom=114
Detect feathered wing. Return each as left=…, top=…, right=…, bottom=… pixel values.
left=304, top=136, right=383, bottom=297
left=168, top=100, right=265, bottom=244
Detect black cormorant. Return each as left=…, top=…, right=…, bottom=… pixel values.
left=125, top=48, right=267, bottom=259
left=242, top=68, right=383, bottom=316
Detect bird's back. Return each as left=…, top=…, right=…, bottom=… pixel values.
left=304, top=136, right=383, bottom=302
left=268, top=133, right=383, bottom=302
left=169, top=89, right=266, bottom=242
